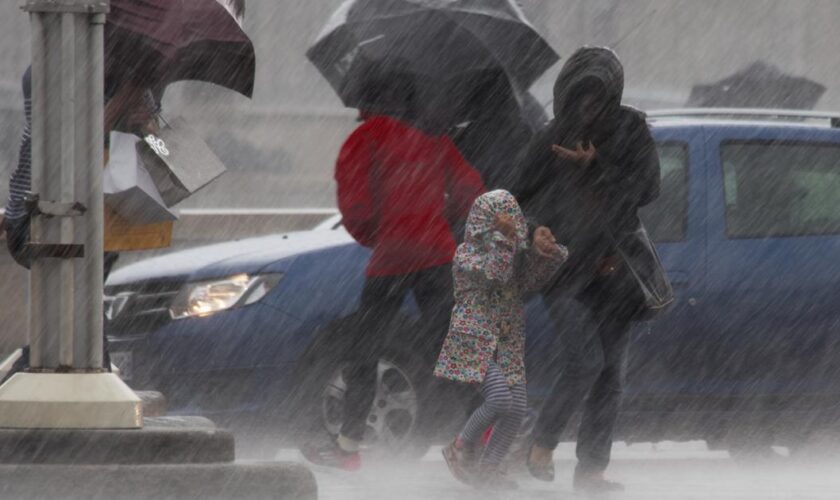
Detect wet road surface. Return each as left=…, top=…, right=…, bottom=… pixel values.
left=275, top=441, right=840, bottom=500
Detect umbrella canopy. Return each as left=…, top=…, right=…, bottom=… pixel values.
left=105, top=0, right=256, bottom=98
left=687, top=61, right=826, bottom=110
left=307, top=0, right=559, bottom=112
left=448, top=68, right=547, bottom=130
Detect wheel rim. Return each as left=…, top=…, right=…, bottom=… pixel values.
left=321, top=358, right=419, bottom=452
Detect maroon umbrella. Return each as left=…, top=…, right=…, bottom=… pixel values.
left=105, top=0, right=256, bottom=98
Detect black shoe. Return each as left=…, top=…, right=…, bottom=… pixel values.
left=526, top=443, right=555, bottom=482
left=300, top=440, right=361, bottom=471
left=573, top=467, right=624, bottom=493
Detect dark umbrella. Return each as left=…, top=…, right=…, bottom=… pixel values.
left=447, top=68, right=548, bottom=130
left=307, top=0, right=559, bottom=115
left=687, top=61, right=826, bottom=110
left=520, top=92, right=549, bottom=131
left=105, top=0, right=256, bottom=98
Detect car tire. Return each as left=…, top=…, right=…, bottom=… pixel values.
left=295, top=349, right=433, bottom=459
left=288, top=320, right=436, bottom=459
left=321, top=349, right=433, bottom=459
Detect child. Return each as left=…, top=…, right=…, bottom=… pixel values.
left=434, top=190, right=568, bottom=489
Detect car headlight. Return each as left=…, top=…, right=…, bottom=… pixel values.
left=169, top=273, right=283, bottom=320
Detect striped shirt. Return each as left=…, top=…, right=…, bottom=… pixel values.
left=5, top=67, right=31, bottom=221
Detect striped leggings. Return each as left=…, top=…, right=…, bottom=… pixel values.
left=459, top=361, right=527, bottom=466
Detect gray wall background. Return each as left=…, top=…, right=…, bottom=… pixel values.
left=1, top=1, right=838, bottom=352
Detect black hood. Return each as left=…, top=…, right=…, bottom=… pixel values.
left=552, top=46, right=624, bottom=121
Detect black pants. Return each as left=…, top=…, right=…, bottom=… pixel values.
left=532, top=282, right=635, bottom=473
left=340, top=264, right=453, bottom=442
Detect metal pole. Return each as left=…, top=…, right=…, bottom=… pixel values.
left=85, top=11, right=106, bottom=370
left=28, top=12, right=46, bottom=369
left=59, top=12, right=76, bottom=368
left=25, top=0, right=110, bottom=372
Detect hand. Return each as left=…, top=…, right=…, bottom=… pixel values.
left=533, top=226, right=562, bottom=258
left=596, top=253, right=623, bottom=276
left=552, top=141, right=596, bottom=168
left=495, top=213, right=517, bottom=240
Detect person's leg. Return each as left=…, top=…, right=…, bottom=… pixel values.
left=443, top=363, right=512, bottom=485
left=339, top=275, right=407, bottom=445
left=480, top=381, right=527, bottom=466
left=531, top=292, right=605, bottom=452
left=575, top=313, right=631, bottom=474
left=459, top=362, right=512, bottom=445
left=410, top=264, right=454, bottom=363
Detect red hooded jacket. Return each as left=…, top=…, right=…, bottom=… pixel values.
left=336, top=116, right=486, bottom=277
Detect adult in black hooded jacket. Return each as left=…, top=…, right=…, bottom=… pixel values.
left=451, top=71, right=544, bottom=191
left=511, top=47, right=661, bottom=493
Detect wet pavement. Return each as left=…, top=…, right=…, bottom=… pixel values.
left=275, top=441, right=840, bottom=500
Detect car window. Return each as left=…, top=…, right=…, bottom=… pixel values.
left=639, top=143, right=689, bottom=242
left=722, top=141, right=840, bottom=238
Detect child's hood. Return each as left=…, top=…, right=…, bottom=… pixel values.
left=464, top=190, right=529, bottom=251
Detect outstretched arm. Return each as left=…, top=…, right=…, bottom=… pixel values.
left=517, top=227, right=568, bottom=292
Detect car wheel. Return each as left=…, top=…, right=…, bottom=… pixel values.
left=319, top=352, right=431, bottom=459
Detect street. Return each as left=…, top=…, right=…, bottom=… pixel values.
left=274, top=442, right=840, bottom=500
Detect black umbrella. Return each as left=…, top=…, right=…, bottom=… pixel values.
left=687, top=61, right=826, bottom=110
left=307, top=0, right=559, bottom=114
left=447, top=68, right=548, bottom=130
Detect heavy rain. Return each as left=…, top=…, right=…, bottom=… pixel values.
left=1, top=1, right=839, bottom=499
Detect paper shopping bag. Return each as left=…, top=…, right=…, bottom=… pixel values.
left=103, top=133, right=174, bottom=252
left=103, top=131, right=178, bottom=225
left=137, top=116, right=227, bottom=207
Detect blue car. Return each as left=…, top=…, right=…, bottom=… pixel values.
left=106, top=110, right=840, bottom=457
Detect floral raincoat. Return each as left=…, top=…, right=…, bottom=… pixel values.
left=434, top=190, right=568, bottom=386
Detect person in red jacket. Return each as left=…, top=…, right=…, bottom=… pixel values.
left=302, top=82, right=486, bottom=470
